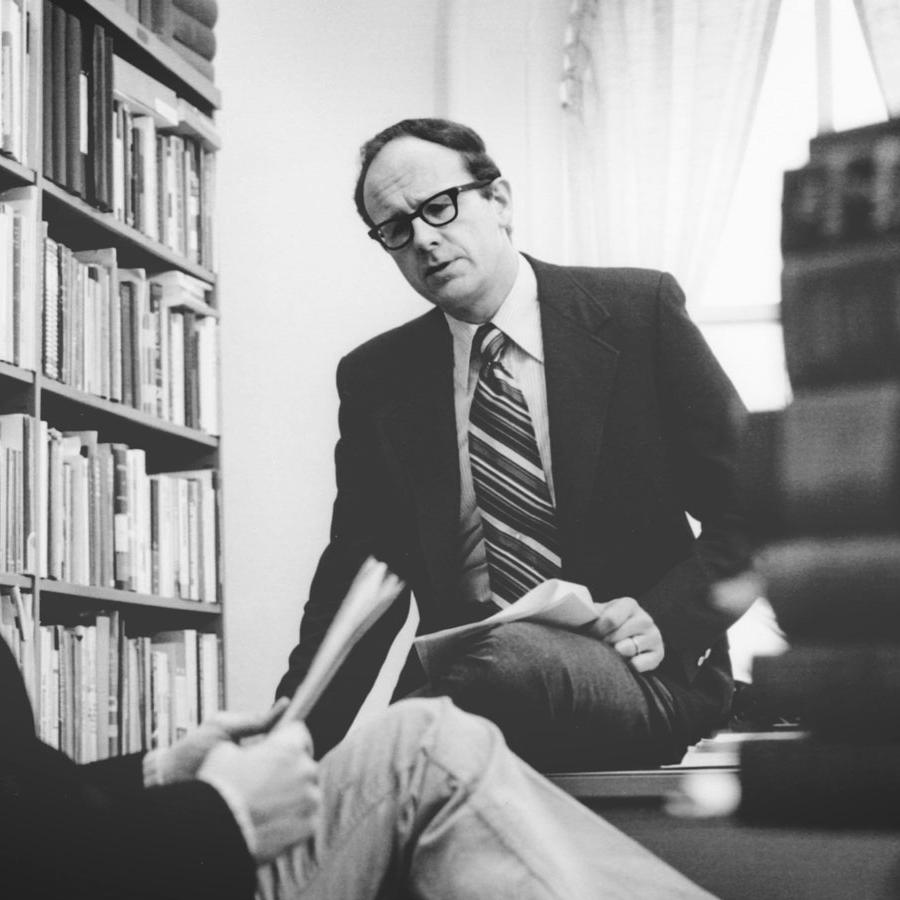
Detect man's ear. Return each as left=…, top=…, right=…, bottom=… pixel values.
left=490, top=177, right=513, bottom=230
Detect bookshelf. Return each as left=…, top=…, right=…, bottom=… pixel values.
left=0, top=0, right=224, bottom=762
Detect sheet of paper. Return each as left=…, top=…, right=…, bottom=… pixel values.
left=413, top=579, right=597, bottom=677
left=276, top=558, right=405, bottom=728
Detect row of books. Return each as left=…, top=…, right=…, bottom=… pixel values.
left=114, top=106, right=214, bottom=263
left=43, top=241, right=220, bottom=435
left=0, top=413, right=220, bottom=601
left=41, top=426, right=220, bottom=601
left=42, top=1, right=115, bottom=210
left=112, top=54, right=218, bottom=265
left=782, top=118, right=900, bottom=252
left=37, top=613, right=222, bottom=761
left=0, top=0, right=32, bottom=165
left=42, top=1, right=218, bottom=266
left=0, top=185, right=38, bottom=370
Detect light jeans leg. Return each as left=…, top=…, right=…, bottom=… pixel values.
left=256, top=698, right=716, bottom=900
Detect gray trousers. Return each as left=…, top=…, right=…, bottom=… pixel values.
left=420, top=621, right=696, bottom=771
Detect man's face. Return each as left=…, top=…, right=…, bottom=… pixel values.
left=362, top=136, right=517, bottom=323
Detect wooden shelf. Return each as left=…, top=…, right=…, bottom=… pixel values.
left=39, top=579, right=222, bottom=614
left=0, top=572, right=33, bottom=589
left=39, top=376, right=218, bottom=468
left=0, top=360, right=36, bottom=385
left=0, top=362, right=35, bottom=415
left=83, top=0, right=221, bottom=110
left=41, top=179, right=216, bottom=283
left=0, top=154, right=37, bottom=188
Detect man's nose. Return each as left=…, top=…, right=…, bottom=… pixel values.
left=410, top=216, right=442, bottom=249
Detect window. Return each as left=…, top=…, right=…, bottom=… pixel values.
left=696, top=0, right=887, bottom=412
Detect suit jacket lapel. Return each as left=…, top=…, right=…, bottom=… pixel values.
left=531, top=258, right=619, bottom=561
left=380, top=310, right=460, bottom=608
left=378, top=259, right=619, bottom=602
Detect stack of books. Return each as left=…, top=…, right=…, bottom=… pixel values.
left=113, top=0, right=217, bottom=81
left=737, top=118, right=900, bottom=827
left=149, top=0, right=218, bottom=82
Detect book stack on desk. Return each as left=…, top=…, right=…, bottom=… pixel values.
left=737, top=117, right=900, bottom=828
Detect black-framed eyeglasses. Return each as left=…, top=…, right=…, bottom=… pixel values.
left=367, top=178, right=498, bottom=251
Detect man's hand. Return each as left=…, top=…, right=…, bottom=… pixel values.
left=156, top=697, right=290, bottom=784
left=588, top=596, right=664, bottom=673
left=199, top=720, right=322, bottom=862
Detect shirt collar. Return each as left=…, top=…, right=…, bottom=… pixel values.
left=444, top=254, right=542, bottom=387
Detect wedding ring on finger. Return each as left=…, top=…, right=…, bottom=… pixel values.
left=629, top=635, right=640, bottom=657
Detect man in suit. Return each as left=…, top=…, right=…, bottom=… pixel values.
left=0, top=633, right=715, bottom=899
left=278, top=118, right=752, bottom=770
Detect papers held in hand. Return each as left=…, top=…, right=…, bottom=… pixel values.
left=277, top=557, right=405, bottom=727
left=413, top=579, right=598, bottom=678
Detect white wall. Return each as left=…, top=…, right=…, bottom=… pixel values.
left=216, top=1, right=577, bottom=712
left=216, top=1, right=441, bottom=712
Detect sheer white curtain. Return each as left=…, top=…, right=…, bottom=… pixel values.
left=561, top=0, right=782, bottom=302
left=853, top=0, right=900, bottom=116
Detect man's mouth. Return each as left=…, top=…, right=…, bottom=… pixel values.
left=424, top=260, right=453, bottom=278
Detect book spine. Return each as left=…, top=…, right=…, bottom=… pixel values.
left=111, top=443, right=130, bottom=590
left=740, top=737, right=900, bottom=827
left=781, top=254, right=900, bottom=389
left=784, top=127, right=900, bottom=251
left=752, top=644, right=900, bottom=740
left=739, top=383, right=900, bottom=538
left=170, top=6, right=216, bottom=60
left=759, top=535, right=900, bottom=640
left=51, top=3, right=67, bottom=186
left=167, top=37, right=214, bottom=80
left=42, top=0, right=54, bottom=178
left=172, top=0, right=218, bottom=29
left=64, top=10, right=85, bottom=197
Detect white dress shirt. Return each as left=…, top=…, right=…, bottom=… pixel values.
left=444, top=254, right=555, bottom=608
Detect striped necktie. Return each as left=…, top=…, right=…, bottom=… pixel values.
left=469, top=324, right=561, bottom=604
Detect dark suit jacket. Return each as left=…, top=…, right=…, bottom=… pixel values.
left=279, top=257, right=751, bottom=757
left=0, top=636, right=256, bottom=900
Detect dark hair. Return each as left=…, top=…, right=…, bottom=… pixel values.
left=353, top=118, right=502, bottom=226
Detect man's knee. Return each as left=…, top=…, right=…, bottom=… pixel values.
left=431, top=622, right=569, bottom=714
left=429, top=622, right=646, bottom=732
left=372, top=696, right=496, bottom=752
left=371, top=697, right=505, bottom=781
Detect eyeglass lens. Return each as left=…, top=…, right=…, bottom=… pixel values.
left=379, top=191, right=458, bottom=249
